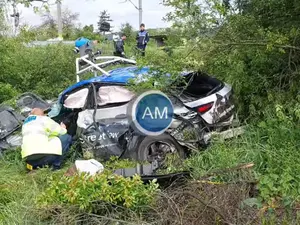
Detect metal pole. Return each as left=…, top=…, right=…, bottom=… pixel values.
left=138, top=0, right=142, bottom=25
left=57, top=1, right=63, bottom=39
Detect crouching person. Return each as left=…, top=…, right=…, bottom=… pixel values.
left=21, top=108, right=72, bottom=171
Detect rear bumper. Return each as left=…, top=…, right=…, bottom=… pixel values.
left=183, top=84, right=234, bottom=125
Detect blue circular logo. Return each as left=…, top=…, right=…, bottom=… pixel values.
left=129, top=90, right=174, bottom=136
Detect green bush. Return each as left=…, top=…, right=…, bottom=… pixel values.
left=104, top=156, right=137, bottom=171
left=0, top=37, right=76, bottom=103
left=38, top=173, right=159, bottom=213
left=0, top=83, right=19, bottom=103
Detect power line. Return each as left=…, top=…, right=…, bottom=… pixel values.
left=127, top=0, right=139, bottom=10
left=121, top=0, right=143, bottom=26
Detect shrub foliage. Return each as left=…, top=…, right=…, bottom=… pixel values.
left=38, top=173, right=159, bottom=213
left=0, top=37, right=76, bottom=102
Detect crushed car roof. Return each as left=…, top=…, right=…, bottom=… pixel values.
left=61, top=66, right=149, bottom=98
left=60, top=66, right=192, bottom=103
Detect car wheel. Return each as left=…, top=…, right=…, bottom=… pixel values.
left=136, top=134, right=186, bottom=164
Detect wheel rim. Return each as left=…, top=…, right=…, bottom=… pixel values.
left=145, top=141, right=177, bottom=163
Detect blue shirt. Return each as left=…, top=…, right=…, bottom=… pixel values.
left=75, top=37, right=91, bottom=48
left=136, top=30, right=150, bottom=46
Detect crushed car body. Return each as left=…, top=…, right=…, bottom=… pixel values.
left=0, top=93, right=56, bottom=154
left=16, top=92, right=53, bottom=117
left=46, top=55, right=243, bottom=163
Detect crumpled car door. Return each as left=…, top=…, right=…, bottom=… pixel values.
left=76, top=85, right=135, bottom=161
left=0, top=106, right=24, bottom=140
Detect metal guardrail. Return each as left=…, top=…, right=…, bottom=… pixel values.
left=24, top=41, right=75, bottom=47
left=23, top=40, right=115, bottom=55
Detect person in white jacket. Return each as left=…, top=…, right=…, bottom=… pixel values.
left=21, top=108, right=72, bottom=171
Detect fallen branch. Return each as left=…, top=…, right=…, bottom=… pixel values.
left=216, top=42, right=300, bottom=51
left=192, top=179, right=258, bottom=186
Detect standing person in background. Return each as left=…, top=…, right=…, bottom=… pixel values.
left=114, top=34, right=127, bottom=58
left=136, top=23, right=149, bottom=56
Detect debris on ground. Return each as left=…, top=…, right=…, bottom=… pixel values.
left=16, top=92, right=53, bottom=117
left=65, top=159, right=104, bottom=176
left=75, top=159, right=104, bottom=175
left=0, top=93, right=56, bottom=154
left=0, top=105, right=25, bottom=153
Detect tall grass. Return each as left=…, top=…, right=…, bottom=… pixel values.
left=0, top=150, right=68, bottom=224
left=186, top=110, right=300, bottom=208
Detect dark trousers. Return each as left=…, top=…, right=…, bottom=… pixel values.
left=137, top=45, right=146, bottom=56
left=113, top=52, right=126, bottom=58
left=25, top=134, right=73, bottom=170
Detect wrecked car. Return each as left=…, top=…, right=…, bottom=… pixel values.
left=47, top=55, right=240, bottom=164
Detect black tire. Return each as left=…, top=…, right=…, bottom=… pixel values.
left=136, top=134, right=186, bottom=162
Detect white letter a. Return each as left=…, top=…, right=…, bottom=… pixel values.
left=142, top=107, right=153, bottom=119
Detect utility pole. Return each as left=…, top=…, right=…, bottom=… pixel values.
left=57, top=0, right=63, bottom=39
left=138, top=0, right=142, bottom=25
left=123, top=0, right=143, bottom=27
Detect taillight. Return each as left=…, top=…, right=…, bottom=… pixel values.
left=197, top=102, right=214, bottom=114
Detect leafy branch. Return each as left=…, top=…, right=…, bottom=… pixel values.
left=214, top=41, right=300, bottom=51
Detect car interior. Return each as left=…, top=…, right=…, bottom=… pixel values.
left=176, top=72, right=223, bottom=98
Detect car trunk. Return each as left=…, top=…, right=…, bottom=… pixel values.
left=175, top=72, right=224, bottom=103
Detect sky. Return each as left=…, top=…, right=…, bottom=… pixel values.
left=17, top=0, right=172, bottom=31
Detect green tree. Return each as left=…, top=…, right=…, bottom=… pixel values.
left=120, top=22, right=134, bottom=41
left=162, top=0, right=300, bottom=120
left=40, top=7, right=79, bottom=40
left=97, top=10, right=112, bottom=34
left=73, top=24, right=101, bottom=41
left=83, top=24, right=94, bottom=33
